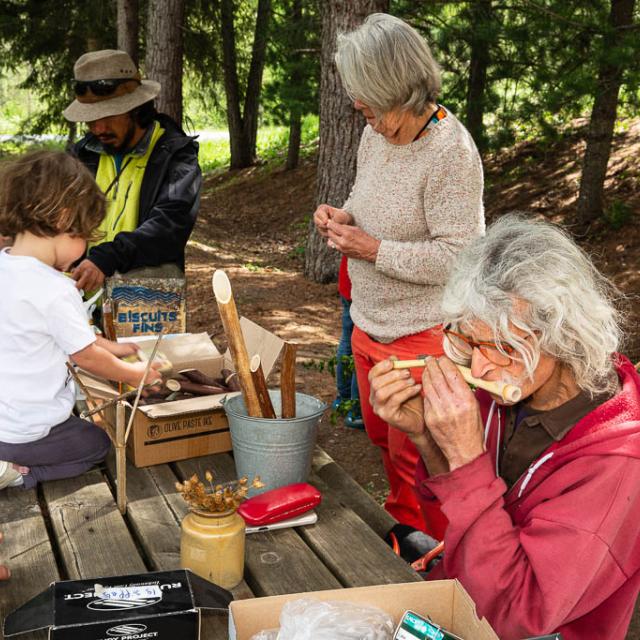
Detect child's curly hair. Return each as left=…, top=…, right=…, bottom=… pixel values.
left=0, top=150, right=105, bottom=240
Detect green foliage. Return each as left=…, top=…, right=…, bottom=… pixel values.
left=0, top=0, right=116, bottom=134
left=392, top=0, right=640, bottom=151
left=262, top=0, right=320, bottom=127
left=197, top=115, right=318, bottom=173
left=604, top=200, right=633, bottom=230
left=0, top=136, right=64, bottom=158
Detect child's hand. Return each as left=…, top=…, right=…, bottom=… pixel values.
left=125, top=361, right=164, bottom=389
left=95, top=336, right=140, bottom=359
left=109, top=342, right=140, bottom=359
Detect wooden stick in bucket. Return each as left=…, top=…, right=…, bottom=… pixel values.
left=280, top=342, right=298, bottom=418
left=212, top=269, right=263, bottom=417
left=391, top=358, right=522, bottom=403
left=250, top=355, right=276, bottom=419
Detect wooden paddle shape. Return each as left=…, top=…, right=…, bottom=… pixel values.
left=212, top=270, right=262, bottom=417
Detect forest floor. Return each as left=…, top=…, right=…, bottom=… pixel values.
left=184, top=118, right=640, bottom=505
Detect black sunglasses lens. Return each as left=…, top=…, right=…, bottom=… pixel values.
left=74, top=79, right=123, bottom=97
left=91, top=80, right=121, bottom=96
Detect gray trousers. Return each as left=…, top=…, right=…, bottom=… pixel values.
left=0, top=415, right=111, bottom=489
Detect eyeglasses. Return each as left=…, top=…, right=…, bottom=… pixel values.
left=74, top=78, right=138, bottom=97
left=443, top=325, right=516, bottom=366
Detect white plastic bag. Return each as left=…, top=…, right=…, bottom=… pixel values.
left=249, top=598, right=395, bottom=640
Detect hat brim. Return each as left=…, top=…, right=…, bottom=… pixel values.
left=63, top=80, right=161, bottom=122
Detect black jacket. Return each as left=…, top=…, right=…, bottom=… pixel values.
left=72, top=113, right=202, bottom=276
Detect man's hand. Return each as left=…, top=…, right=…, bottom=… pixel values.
left=421, top=357, right=485, bottom=471
left=326, top=220, right=381, bottom=262
left=71, top=259, right=105, bottom=292
left=313, top=204, right=353, bottom=238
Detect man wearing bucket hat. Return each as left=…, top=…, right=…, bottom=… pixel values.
left=64, top=49, right=201, bottom=293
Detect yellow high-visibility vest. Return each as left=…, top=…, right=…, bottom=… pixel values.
left=90, top=121, right=165, bottom=248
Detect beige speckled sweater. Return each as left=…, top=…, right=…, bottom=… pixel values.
left=344, top=111, right=485, bottom=342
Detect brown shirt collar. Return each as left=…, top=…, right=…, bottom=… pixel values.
left=500, top=382, right=617, bottom=489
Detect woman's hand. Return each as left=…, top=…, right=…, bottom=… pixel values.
left=421, top=357, right=485, bottom=471
left=369, top=359, right=424, bottom=436
left=370, top=359, right=449, bottom=475
left=313, top=204, right=353, bottom=238
left=326, top=219, right=381, bottom=262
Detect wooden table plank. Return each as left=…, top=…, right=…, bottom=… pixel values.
left=175, top=455, right=342, bottom=597
left=105, top=454, right=184, bottom=571
left=42, top=469, right=146, bottom=579
left=312, top=447, right=396, bottom=539
left=0, top=487, right=58, bottom=640
left=301, top=476, right=422, bottom=587
left=104, top=456, right=250, bottom=640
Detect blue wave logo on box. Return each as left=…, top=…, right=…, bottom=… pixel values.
left=112, top=286, right=181, bottom=306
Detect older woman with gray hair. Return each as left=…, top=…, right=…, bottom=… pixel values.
left=314, top=13, right=484, bottom=538
left=369, top=215, right=640, bottom=640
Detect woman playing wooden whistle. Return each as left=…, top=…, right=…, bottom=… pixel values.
left=368, top=214, right=640, bottom=640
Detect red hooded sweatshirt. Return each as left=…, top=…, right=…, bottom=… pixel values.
left=416, top=356, right=640, bottom=640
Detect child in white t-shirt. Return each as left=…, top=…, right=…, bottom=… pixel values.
left=0, top=150, right=162, bottom=490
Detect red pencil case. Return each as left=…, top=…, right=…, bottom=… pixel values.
left=238, top=483, right=321, bottom=526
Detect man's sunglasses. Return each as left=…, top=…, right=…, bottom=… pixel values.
left=74, top=78, right=139, bottom=97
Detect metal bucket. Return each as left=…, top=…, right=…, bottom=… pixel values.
left=222, top=390, right=327, bottom=496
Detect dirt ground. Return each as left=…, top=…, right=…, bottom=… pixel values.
left=185, top=119, right=640, bottom=507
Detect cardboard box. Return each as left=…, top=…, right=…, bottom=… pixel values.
left=4, top=569, right=232, bottom=639
left=228, top=580, right=499, bottom=640
left=106, top=265, right=187, bottom=337
left=79, top=318, right=284, bottom=467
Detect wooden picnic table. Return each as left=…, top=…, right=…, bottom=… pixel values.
left=0, top=446, right=421, bottom=640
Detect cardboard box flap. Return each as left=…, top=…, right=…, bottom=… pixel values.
left=223, top=317, right=284, bottom=378
left=76, top=370, right=120, bottom=400
left=153, top=332, right=221, bottom=377
left=186, top=571, right=234, bottom=611
left=137, top=392, right=240, bottom=417
left=3, top=585, right=54, bottom=636
left=451, top=578, right=497, bottom=638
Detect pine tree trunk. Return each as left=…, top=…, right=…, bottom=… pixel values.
left=220, top=0, right=271, bottom=169
left=243, top=0, right=271, bottom=159
left=286, top=111, right=302, bottom=171
left=465, top=0, right=492, bottom=152
left=117, top=0, right=139, bottom=65
left=145, top=0, right=185, bottom=125
left=285, top=0, right=303, bottom=172
left=220, top=0, right=250, bottom=168
left=576, top=0, right=636, bottom=226
left=304, top=0, right=388, bottom=284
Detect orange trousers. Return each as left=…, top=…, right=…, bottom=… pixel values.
left=352, top=324, right=448, bottom=540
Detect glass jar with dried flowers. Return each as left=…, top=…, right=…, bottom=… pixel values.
left=177, top=471, right=264, bottom=589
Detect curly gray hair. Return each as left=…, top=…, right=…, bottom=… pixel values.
left=442, top=214, right=623, bottom=396
left=335, top=13, right=441, bottom=117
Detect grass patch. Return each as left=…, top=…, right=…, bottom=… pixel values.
left=198, top=115, right=318, bottom=174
